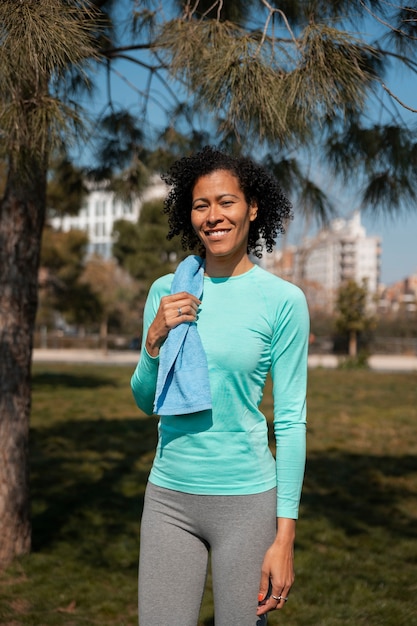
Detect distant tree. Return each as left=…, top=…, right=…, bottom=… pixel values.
left=38, top=227, right=102, bottom=330
left=41, top=228, right=88, bottom=286
left=80, top=256, right=138, bottom=350
left=39, top=230, right=141, bottom=341
left=335, top=279, right=376, bottom=359
left=113, top=199, right=188, bottom=292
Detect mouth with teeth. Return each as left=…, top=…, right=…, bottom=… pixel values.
left=205, top=229, right=231, bottom=238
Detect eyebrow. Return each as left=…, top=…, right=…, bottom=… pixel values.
left=191, top=193, right=240, bottom=207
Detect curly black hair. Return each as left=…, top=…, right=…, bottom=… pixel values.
left=161, top=145, right=293, bottom=258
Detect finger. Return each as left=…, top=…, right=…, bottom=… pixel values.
left=161, top=292, right=201, bottom=310
left=171, top=291, right=201, bottom=307
left=257, top=570, right=270, bottom=606
left=257, top=594, right=279, bottom=616
left=270, top=592, right=290, bottom=611
left=176, top=300, right=199, bottom=315
left=172, top=301, right=199, bottom=323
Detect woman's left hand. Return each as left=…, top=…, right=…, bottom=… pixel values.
left=256, top=518, right=295, bottom=616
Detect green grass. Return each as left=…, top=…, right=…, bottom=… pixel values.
left=1, top=365, right=416, bottom=625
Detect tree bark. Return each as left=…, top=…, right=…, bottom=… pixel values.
left=348, top=330, right=357, bottom=358
left=0, top=155, right=47, bottom=567
left=100, top=317, right=108, bottom=354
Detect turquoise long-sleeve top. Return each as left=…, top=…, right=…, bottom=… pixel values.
left=131, top=264, right=309, bottom=519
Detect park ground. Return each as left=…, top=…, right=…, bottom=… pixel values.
left=0, top=361, right=416, bottom=625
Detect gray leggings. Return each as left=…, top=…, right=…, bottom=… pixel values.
left=139, top=482, right=277, bottom=626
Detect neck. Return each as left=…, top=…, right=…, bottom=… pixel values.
left=204, top=254, right=254, bottom=278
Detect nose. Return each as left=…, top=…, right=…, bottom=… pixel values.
left=206, top=203, right=224, bottom=226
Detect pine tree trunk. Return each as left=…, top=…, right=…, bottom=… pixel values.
left=100, top=317, right=108, bottom=354
left=348, top=330, right=357, bottom=358
left=0, top=156, right=47, bottom=567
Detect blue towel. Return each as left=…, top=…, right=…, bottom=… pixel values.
left=154, top=255, right=212, bottom=415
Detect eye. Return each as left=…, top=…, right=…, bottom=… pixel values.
left=192, top=203, right=208, bottom=211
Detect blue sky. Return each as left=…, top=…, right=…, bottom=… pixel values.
left=362, top=212, right=417, bottom=285
left=80, top=15, right=417, bottom=286
left=360, top=58, right=417, bottom=285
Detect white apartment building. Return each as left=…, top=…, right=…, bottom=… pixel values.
left=50, top=177, right=167, bottom=259
left=294, top=211, right=381, bottom=311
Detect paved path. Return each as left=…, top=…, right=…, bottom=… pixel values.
left=33, top=348, right=140, bottom=366
left=33, top=349, right=417, bottom=372
left=308, top=353, right=417, bottom=372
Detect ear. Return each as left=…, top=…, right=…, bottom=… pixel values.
left=249, top=201, right=258, bottom=222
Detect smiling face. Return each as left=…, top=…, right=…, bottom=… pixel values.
left=191, top=169, right=258, bottom=276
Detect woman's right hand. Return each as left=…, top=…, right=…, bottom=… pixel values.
left=145, top=291, right=201, bottom=357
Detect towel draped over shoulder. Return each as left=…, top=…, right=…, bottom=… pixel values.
left=153, top=255, right=212, bottom=415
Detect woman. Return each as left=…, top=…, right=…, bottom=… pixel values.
left=131, top=146, right=309, bottom=626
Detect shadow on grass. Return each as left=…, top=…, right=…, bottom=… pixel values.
left=32, top=371, right=119, bottom=389
left=30, top=416, right=416, bottom=564
left=302, top=452, right=417, bottom=540
left=267, top=414, right=416, bottom=542
left=30, top=415, right=157, bottom=570
left=29, top=367, right=416, bottom=580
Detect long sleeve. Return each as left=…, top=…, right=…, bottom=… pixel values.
left=131, top=347, right=159, bottom=416
left=130, top=275, right=172, bottom=415
left=271, top=287, right=309, bottom=519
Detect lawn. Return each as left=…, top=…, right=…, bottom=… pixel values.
left=0, top=365, right=416, bottom=625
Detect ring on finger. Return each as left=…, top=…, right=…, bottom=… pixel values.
left=271, top=595, right=289, bottom=603
left=177, top=307, right=182, bottom=316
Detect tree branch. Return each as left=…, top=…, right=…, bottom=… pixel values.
left=183, top=1, right=201, bottom=20
left=102, top=53, right=164, bottom=72
left=359, top=0, right=417, bottom=41
left=201, top=1, right=224, bottom=21
left=108, top=54, right=182, bottom=111
left=258, top=0, right=299, bottom=53
left=102, top=43, right=156, bottom=58
left=381, top=82, right=417, bottom=113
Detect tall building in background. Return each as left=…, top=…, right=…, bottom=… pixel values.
left=50, top=177, right=166, bottom=259
left=291, top=212, right=381, bottom=312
